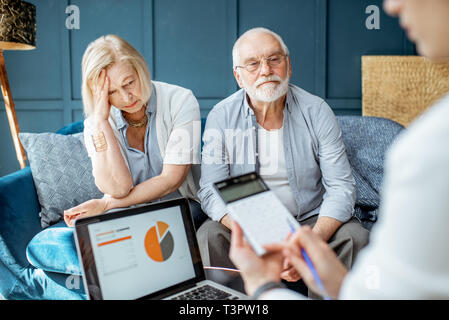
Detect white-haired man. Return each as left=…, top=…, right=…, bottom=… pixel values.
left=197, top=27, right=369, bottom=298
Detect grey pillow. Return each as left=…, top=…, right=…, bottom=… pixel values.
left=19, top=132, right=103, bottom=228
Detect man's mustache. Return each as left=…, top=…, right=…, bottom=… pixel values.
left=254, top=75, right=282, bottom=87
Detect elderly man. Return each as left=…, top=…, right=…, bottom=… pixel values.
left=197, top=27, right=369, bottom=298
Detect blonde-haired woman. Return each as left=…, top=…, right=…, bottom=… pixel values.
left=64, top=35, right=206, bottom=229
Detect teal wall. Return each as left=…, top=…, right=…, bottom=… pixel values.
left=0, top=0, right=414, bottom=176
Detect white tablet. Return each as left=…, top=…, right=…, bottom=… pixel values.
left=213, top=172, right=300, bottom=255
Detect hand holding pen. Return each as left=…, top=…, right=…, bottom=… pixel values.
left=287, top=221, right=331, bottom=300
left=265, top=223, right=349, bottom=300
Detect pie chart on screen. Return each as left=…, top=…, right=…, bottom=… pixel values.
left=144, top=221, right=174, bottom=262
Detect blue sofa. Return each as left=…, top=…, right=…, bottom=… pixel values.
left=0, top=116, right=404, bottom=299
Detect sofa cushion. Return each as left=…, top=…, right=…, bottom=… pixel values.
left=56, top=121, right=84, bottom=135
left=0, top=167, right=42, bottom=268
left=337, top=116, right=404, bottom=227
left=26, top=221, right=81, bottom=275
left=19, top=132, right=103, bottom=228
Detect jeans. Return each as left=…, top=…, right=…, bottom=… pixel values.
left=26, top=197, right=208, bottom=278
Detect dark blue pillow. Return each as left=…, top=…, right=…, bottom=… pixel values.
left=56, top=121, right=84, bottom=135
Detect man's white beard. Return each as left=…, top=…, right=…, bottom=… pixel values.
left=243, top=74, right=290, bottom=103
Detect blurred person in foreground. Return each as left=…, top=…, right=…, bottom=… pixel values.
left=230, top=0, right=449, bottom=299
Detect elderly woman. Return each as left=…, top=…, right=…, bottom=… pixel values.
left=63, top=35, right=205, bottom=229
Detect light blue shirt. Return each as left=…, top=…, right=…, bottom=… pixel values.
left=198, top=84, right=356, bottom=223
left=111, top=85, right=182, bottom=200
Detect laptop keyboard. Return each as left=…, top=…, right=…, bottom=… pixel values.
left=170, top=284, right=239, bottom=300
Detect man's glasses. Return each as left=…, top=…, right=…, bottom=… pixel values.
left=235, top=54, right=287, bottom=73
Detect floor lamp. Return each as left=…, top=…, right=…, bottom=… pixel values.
left=0, top=0, right=36, bottom=169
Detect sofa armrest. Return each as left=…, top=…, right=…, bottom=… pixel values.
left=0, top=167, right=42, bottom=266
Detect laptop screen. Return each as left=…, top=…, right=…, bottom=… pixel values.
left=75, top=200, right=202, bottom=300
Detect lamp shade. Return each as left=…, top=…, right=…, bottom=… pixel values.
left=0, top=0, right=36, bottom=50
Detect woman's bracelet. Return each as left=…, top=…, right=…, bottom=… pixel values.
left=91, top=131, right=108, bottom=152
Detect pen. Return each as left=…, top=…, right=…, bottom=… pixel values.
left=287, top=220, right=331, bottom=300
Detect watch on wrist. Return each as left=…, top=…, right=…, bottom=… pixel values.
left=251, top=281, right=286, bottom=300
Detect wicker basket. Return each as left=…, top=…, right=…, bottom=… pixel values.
left=362, top=56, right=449, bottom=126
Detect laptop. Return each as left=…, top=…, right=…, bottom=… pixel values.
left=74, top=198, right=247, bottom=300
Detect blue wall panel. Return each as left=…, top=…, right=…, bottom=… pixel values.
left=154, top=0, right=237, bottom=116
left=327, top=0, right=410, bottom=99
left=154, top=0, right=236, bottom=97
left=0, top=110, right=63, bottom=174
left=0, top=0, right=415, bottom=176
left=3, top=0, right=63, bottom=100
left=72, top=109, right=84, bottom=123
left=239, top=0, right=317, bottom=95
